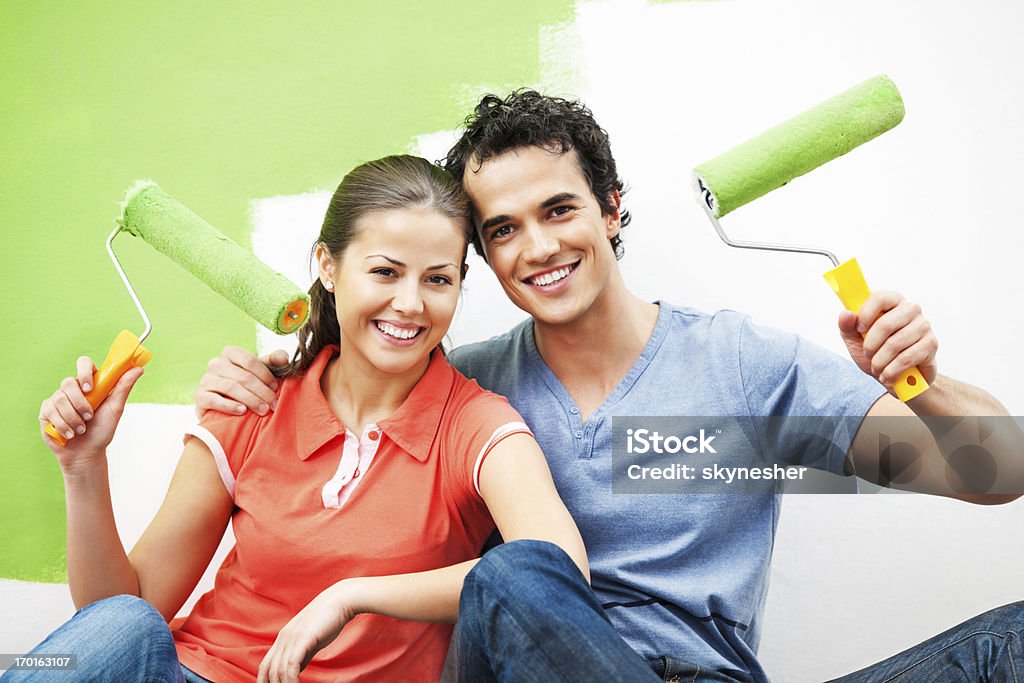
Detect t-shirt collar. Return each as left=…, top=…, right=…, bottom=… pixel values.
left=292, top=346, right=453, bottom=462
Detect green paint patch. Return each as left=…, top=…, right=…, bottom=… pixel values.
left=1, top=0, right=572, bottom=581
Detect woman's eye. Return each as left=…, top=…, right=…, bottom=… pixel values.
left=372, top=268, right=397, bottom=278
left=427, top=275, right=453, bottom=286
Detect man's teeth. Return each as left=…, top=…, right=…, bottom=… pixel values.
left=376, top=322, right=420, bottom=340
left=530, top=265, right=573, bottom=286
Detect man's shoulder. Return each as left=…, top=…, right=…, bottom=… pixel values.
left=658, top=302, right=751, bottom=345
left=448, top=318, right=532, bottom=381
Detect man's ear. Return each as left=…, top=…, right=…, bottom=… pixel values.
left=605, top=190, right=622, bottom=239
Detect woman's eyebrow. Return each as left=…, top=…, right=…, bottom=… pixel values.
left=366, top=254, right=455, bottom=270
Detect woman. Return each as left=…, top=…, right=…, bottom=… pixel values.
left=19, top=156, right=587, bottom=683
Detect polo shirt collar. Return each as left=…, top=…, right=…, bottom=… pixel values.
left=291, top=346, right=453, bottom=463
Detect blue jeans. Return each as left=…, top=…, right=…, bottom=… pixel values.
left=456, top=540, right=1024, bottom=683
left=828, top=601, right=1024, bottom=682
left=1, top=595, right=211, bottom=683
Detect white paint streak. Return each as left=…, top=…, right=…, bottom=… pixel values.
left=250, top=191, right=331, bottom=358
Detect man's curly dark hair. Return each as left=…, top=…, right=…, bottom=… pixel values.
left=442, top=89, right=630, bottom=260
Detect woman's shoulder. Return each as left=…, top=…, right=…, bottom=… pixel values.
left=442, top=363, right=525, bottom=432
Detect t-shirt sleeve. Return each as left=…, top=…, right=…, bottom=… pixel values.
left=183, top=409, right=263, bottom=500
left=443, top=387, right=533, bottom=503
left=738, top=316, right=886, bottom=475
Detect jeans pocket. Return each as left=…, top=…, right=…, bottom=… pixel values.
left=655, top=655, right=739, bottom=683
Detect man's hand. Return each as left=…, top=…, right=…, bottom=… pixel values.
left=838, top=291, right=938, bottom=397
left=194, top=346, right=289, bottom=417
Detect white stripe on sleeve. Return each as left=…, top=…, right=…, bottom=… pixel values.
left=472, top=421, right=533, bottom=499
left=184, top=425, right=236, bottom=500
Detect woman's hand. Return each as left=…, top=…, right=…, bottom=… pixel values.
left=257, top=581, right=359, bottom=683
left=38, top=356, right=144, bottom=476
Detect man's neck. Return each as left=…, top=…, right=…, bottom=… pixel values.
left=533, top=276, right=659, bottom=421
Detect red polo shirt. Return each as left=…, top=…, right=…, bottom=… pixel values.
left=173, top=346, right=530, bottom=682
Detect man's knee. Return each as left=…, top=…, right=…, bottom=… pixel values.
left=76, top=594, right=169, bottom=643
left=973, top=600, right=1024, bottom=634
left=470, top=540, right=577, bottom=589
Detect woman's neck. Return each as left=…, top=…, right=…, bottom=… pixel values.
left=320, top=345, right=430, bottom=434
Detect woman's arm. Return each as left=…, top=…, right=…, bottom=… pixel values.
left=258, top=433, right=586, bottom=683
left=40, top=358, right=234, bottom=618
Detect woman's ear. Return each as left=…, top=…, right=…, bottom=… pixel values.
left=315, top=244, right=336, bottom=290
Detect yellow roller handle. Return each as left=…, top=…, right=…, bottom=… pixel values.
left=44, top=330, right=153, bottom=446
left=823, top=258, right=928, bottom=402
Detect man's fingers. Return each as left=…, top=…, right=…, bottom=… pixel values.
left=856, top=291, right=903, bottom=334
left=202, top=374, right=274, bottom=414
left=196, top=392, right=248, bottom=416
left=209, top=354, right=279, bottom=403
left=223, top=346, right=280, bottom=390
left=861, top=300, right=919, bottom=357
left=880, top=335, right=937, bottom=387
left=870, top=319, right=927, bottom=377
left=264, top=349, right=291, bottom=369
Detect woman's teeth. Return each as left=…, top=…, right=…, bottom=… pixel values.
left=376, top=322, right=420, bottom=340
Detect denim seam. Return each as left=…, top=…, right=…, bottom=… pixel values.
left=878, top=629, right=1011, bottom=682
left=1007, top=629, right=1020, bottom=683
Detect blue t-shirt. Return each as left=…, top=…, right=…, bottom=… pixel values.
left=448, top=302, right=885, bottom=681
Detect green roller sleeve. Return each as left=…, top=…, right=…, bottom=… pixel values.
left=118, top=180, right=310, bottom=334
left=694, top=75, right=905, bottom=218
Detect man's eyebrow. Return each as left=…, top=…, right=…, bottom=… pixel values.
left=540, top=192, right=583, bottom=209
left=480, top=214, right=512, bottom=234
left=365, top=254, right=456, bottom=270
left=479, top=193, right=584, bottom=235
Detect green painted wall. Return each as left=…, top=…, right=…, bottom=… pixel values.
left=0, top=0, right=572, bottom=582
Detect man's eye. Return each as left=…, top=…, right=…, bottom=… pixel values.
left=551, top=205, right=573, bottom=217
left=491, top=225, right=513, bottom=240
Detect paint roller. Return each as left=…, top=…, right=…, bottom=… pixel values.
left=44, top=181, right=311, bottom=445
left=693, top=74, right=928, bottom=402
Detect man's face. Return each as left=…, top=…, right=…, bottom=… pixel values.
left=463, top=145, right=620, bottom=326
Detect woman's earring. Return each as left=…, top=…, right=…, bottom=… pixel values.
left=324, top=280, right=334, bottom=291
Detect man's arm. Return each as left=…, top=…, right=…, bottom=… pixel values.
left=840, top=292, right=1023, bottom=503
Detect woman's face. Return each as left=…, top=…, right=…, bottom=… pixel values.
left=319, top=207, right=466, bottom=377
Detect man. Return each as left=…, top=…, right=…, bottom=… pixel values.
left=195, top=91, right=1023, bottom=681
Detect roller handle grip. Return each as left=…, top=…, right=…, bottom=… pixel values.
left=44, top=330, right=153, bottom=446
left=823, top=258, right=928, bottom=402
